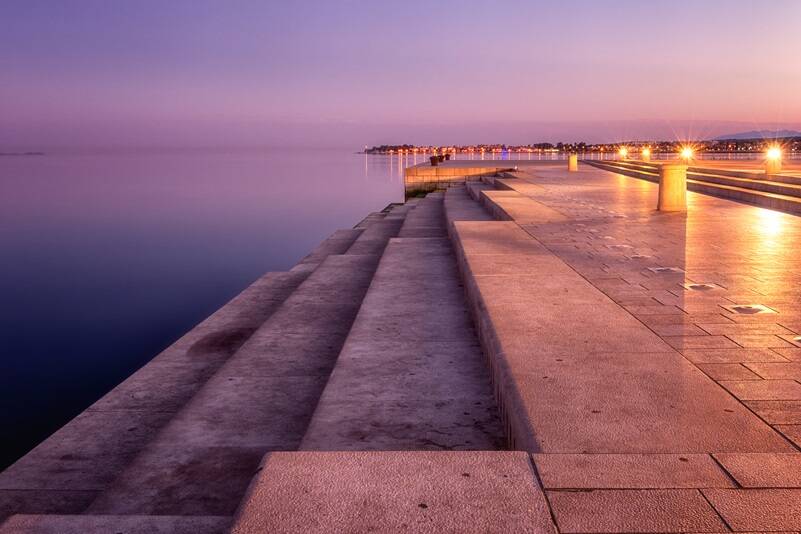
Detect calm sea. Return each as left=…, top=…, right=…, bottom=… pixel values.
left=0, top=147, right=405, bottom=469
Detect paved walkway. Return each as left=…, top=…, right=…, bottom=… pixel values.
left=511, top=163, right=801, bottom=443
left=467, top=163, right=801, bottom=531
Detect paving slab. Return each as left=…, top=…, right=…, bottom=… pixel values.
left=703, top=489, right=801, bottom=531
left=534, top=453, right=733, bottom=489
left=745, top=400, right=801, bottom=424
left=745, top=362, right=801, bottom=379
left=230, top=451, right=556, bottom=534
left=681, top=348, right=791, bottom=364
left=719, top=379, right=801, bottom=401
left=696, top=363, right=763, bottom=380
left=714, top=453, right=801, bottom=487
left=548, top=489, right=726, bottom=533
left=777, top=424, right=801, bottom=447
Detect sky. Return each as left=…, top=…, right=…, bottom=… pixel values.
left=1, top=0, right=800, bottom=148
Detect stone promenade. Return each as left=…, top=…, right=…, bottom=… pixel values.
left=3, top=162, right=801, bottom=533
left=458, top=163, right=801, bottom=532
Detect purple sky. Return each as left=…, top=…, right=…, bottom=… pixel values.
left=2, top=0, right=800, bottom=147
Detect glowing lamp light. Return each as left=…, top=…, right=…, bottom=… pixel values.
left=641, top=148, right=651, bottom=157
left=619, top=147, right=629, bottom=158
left=767, top=147, right=782, bottom=160
left=680, top=147, right=694, bottom=161
left=765, top=146, right=783, bottom=174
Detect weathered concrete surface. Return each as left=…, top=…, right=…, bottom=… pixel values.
left=300, top=194, right=504, bottom=451
left=0, top=515, right=229, bottom=534
left=230, top=451, right=556, bottom=534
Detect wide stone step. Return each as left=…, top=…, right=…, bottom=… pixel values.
left=587, top=160, right=801, bottom=214
left=299, top=242, right=504, bottom=450
left=397, top=191, right=447, bottom=237
left=300, top=193, right=504, bottom=451
left=0, top=223, right=371, bottom=522
left=0, top=514, right=229, bottom=534
left=81, top=216, right=405, bottom=518
left=449, top=207, right=793, bottom=453
left=688, top=171, right=801, bottom=197
left=443, top=184, right=493, bottom=224
left=229, top=451, right=556, bottom=533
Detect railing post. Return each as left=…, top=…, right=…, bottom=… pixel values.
left=657, top=163, right=688, bottom=212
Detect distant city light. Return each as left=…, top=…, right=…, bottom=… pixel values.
left=766, top=146, right=782, bottom=160
left=680, top=147, right=693, bottom=161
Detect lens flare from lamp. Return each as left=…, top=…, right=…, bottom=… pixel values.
left=619, top=147, right=628, bottom=158
left=680, top=147, right=693, bottom=161
left=767, top=147, right=782, bottom=160
left=641, top=148, right=651, bottom=157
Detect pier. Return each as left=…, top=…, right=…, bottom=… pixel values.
left=3, top=161, right=801, bottom=532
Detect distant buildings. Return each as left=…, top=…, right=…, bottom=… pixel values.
left=364, top=138, right=801, bottom=155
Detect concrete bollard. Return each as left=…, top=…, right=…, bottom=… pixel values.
left=568, top=154, right=578, bottom=172
left=765, top=158, right=781, bottom=175
left=657, top=164, right=688, bottom=211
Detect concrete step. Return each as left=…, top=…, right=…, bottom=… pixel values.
left=0, top=514, right=229, bottom=534
left=587, top=160, right=801, bottom=214
left=345, top=214, right=405, bottom=255
left=84, top=210, right=406, bottom=517
left=300, top=194, right=504, bottom=451
left=447, top=187, right=794, bottom=454
left=229, top=451, right=556, bottom=533
left=398, top=191, right=447, bottom=237
left=610, top=160, right=801, bottom=198
left=766, top=173, right=801, bottom=186
left=443, top=184, right=493, bottom=225
left=0, top=224, right=372, bottom=522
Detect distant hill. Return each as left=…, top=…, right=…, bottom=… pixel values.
left=713, top=130, right=801, bottom=141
